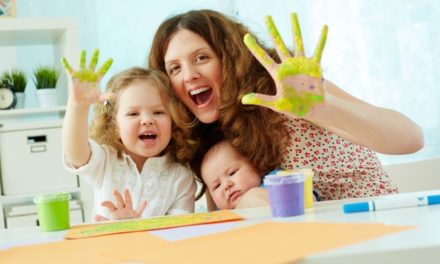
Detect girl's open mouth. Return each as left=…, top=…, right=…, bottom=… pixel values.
left=139, top=132, right=157, bottom=141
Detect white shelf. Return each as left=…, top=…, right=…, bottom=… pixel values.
left=0, top=106, right=66, bottom=131
left=0, top=106, right=66, bottom=117
left=0, top=18, right=77, bottom=46
left=0, top=188, right=82, bottom=208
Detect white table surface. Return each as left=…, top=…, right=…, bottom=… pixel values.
left=1, top=190, right=440, bottom=263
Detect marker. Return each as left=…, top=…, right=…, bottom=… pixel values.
left=343, top=194, right=440, bottom=213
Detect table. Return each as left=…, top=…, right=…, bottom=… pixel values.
left=1, top=190, right=440, bottom=263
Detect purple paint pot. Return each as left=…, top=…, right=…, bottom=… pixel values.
left=264, top=173, right=305, bottom=217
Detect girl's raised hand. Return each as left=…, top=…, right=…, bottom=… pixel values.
left=94, top=189, right=148, bottom=221
left=61, top=49, right=113, bottom=105
left=242, top=13, right=328, bottom=118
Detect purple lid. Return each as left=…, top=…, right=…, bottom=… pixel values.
left=263, top=173, right=304, bottom=186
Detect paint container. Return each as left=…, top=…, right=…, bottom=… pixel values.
left=264, top=173, right=305, bottom=217
left=268, top=169, right=314, bottom=209
left=34, top=192, right=71, bottom=231
left=301, top=169, right=314, bottom=209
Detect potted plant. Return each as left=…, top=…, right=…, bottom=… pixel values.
left=1, top=70, right=27, bottom=109
left=33, top=65, right=60, bottom=108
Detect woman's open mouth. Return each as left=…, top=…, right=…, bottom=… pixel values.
left=189, top=87, right=213, bottom=106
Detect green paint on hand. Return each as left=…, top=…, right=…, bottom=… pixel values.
left=61, top=49, right=113, bottom=83
left=274, top=87, right=324, bottom=116
left=242, top=12, right=328, bottom=117
left=244, top=33, right=274, bottom=68
left=277, top=57, right=322, bottom=80
left=80, top=50, right=86, bottom=70
left=89, top=49, right=99, bottom=70
left=313, top=25, right=328, bottom=63
left=265, top=16, right=290, bottom=58
left=291, top=13, right=305, bottom=57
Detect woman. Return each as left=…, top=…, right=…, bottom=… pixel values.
left=148, top=9, right=424, bottom=203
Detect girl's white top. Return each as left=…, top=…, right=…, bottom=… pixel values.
left=63, top=139, right=196, bottom=220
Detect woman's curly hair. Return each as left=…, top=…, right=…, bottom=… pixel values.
left=89, top=67, right=193, bottom=163
left=149, top=10, right=288, bottom=198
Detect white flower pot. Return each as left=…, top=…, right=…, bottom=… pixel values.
left=36, top=89, right=59, bottom=108
left=15, top=92, right=25, bottom=109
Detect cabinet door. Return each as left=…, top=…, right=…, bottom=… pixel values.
left=0, top=126, right=78, bottom=195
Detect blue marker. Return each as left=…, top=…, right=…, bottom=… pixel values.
left=343, top=194, right=440, bottom=213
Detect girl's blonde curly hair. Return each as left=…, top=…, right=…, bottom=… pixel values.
left=89, top=67, right=194, bottom=163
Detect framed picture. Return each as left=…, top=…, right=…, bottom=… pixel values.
left=0, top=0, right=16, bottom=18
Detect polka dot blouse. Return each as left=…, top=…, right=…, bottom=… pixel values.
left=281, top=118, right=398, bottom=201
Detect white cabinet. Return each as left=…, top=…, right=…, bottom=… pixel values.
left=0, top=18, right=86, bottom=228
left=0, top=109, right=87, bottom=228
left=0, top=122, right=77, bottom=195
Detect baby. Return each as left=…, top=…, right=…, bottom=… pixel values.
left=200, top=140, right=269, bottom=209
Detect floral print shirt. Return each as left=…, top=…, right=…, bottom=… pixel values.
left=281, top=118, right=398, bottom=200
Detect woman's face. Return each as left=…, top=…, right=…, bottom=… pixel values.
left=164, top=29, right=222, bottom=124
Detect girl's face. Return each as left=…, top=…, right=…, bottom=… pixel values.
left=116, top=80, right=172, bottom=168
left=164, top=29, right=222, bottom=124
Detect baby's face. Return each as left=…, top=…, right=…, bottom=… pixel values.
left=201, top=142, right=261, bottom=209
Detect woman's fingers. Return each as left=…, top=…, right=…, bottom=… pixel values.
left=244, top=33, right=277, bottom=75
left=265, top=15, right=291, bottom=61
left=241, top=92, right=276, bottom=108
left=312, top=25, right=328, bottom=63
left=290, top=13, right=305, bottom=57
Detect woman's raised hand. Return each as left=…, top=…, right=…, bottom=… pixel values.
left=61, top=49, right=113, bottom=105
left=242, top=13, right=328, bottom=118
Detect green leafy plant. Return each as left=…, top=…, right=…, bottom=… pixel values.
left=0, top=69, right=27, bottom=92
left=0, top=72, right=9, bottom=87
left=33, top=66, right=59, bottom=89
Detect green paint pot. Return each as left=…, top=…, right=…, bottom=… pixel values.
left=33, top=192, right=71, bottom=232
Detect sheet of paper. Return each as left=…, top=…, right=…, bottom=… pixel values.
left=1, top=221, right=414, bottom=263
left=65, top=210, right=242, bottom=239
left=125, top=221, right=414, bottom=264
left=0, top=231, right=167, bottom=264
left=150, top=221, right=243, bottom=241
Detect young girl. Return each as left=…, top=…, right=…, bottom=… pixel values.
left=62, top=50, right=196, bottom=220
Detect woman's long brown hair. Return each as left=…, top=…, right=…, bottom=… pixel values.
left=149, top=10, right=288, bottom=199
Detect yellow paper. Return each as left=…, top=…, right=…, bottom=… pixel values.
left=1, top=231, right=168, bottom=264
left=130, top=221, right=414, bottom=264
left=66, top=210, right=242, bottom=239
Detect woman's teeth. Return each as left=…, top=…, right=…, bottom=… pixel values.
left=190, top=87, right=210, bottom=95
